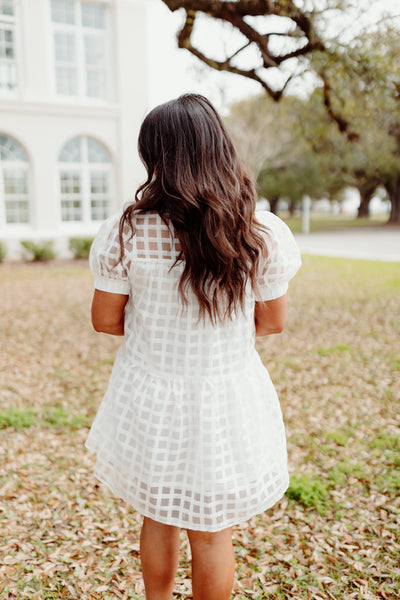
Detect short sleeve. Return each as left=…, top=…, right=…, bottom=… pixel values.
left=255, top=211, right=302, bottom=301
left=89, top=211, right=132, bottom=295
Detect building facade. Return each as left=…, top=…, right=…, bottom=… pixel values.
left=0, top=0, right=149, bottom=258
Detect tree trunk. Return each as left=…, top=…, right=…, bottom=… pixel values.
left=289, top=199, right=297, bottom=216
left=386, top=175, right=400, bottom=223
left=357, top=185, right=375, bottom=218
left=269, top=196, right=279, bottom=214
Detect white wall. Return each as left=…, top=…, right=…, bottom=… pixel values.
left=114, top=0, right=148, bottom=207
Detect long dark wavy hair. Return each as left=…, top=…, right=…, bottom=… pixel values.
left=119, top=93, right=267, bottom=323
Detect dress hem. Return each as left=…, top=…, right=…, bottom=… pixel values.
left=85, top=442, right=289, bottom=532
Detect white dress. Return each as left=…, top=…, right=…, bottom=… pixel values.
left=86, top=210, right=301, bottom=531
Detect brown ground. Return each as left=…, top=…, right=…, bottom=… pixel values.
left=0, top=256, right=399, bottom=599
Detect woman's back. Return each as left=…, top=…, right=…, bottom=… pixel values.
left=92, top=211, right=256, bottom=379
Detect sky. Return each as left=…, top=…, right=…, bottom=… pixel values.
left=146, top=0, right=400, bottom=112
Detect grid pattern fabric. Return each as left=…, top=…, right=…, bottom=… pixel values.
left=86, top=210, right=301, bottom=531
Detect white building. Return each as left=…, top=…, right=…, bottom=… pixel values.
left=0, top=0, right=149, bottom=258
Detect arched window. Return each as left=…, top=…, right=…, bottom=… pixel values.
left=0, top=134, right=30, bottom=224
left=58, top=135, right=112, bottom=222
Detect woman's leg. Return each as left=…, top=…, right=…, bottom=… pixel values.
left=187, top=527, right=235, bottom=600
left=140, top=516, right=181, bottom=600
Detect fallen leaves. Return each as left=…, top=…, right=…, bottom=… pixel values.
left=0, top=256, right=399, bottom=599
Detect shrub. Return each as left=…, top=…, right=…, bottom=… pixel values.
left=68, top=237, right=94, bottom=259
left=0, top=240, right=6, bottom=262
left=21, top=240, right=56, bottom=262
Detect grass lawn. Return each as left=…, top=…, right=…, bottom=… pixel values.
left=281, top=212, right=390, bottom=233
left=0, top=257, right=399, bottom=599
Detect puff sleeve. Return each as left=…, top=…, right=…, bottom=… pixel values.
left=89, top=211, right=132, bottom=295
left=255, top=211, right=302, bottom=301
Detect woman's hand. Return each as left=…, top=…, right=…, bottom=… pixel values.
left=91, top=290, right=129, bottom=336
left=254, top=294, right=287, bottom=336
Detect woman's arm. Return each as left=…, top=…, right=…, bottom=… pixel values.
left=254, top=294, right=287, bottom=337
left=91, top=289, right=129, bottom=336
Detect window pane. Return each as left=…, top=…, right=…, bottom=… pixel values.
left=4, top=168, right=27, bottom=194
left=51, top=0, right=74, bottom=24
left=0, top=27, right=15, bottom=59
left=0, top=0, right=14, bottom=17
left=87, top=138, right=110, bottom=163
left=86, top=68, right=105, bottom=98
left=54, top=31, right=76, bottom=63
left=3, top=166, right=30, bottom=224
left=54, top=32, right=77, bottom=95
left=85, top=35, right=106, bottom=98
left=56, top=65, right=77, bottom=95
left=81, top=3, right=105, bottom=29
left=61, top=199, right=82, bottom=221
left=0, top=135, right=27, bottom=161
left=90, top=170, right=110, bottom=220
left=90, top=171, right=108, bottom=194
left=60, top=170, right=82, bottom=221
left=0, top=61, right=16, bottom=90
left=59, top=137, right=81, bottom=162
left=5, top=200, right=29, bottom=223
left=91, top=197, right=109, bottom=220
left=84, top=34, right=104, bottom=66
left=60, top=170, right=81, bottom=193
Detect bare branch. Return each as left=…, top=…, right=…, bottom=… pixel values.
left=319, top=71, right=359, bottom=142
left=161, top=1, right=359, bottom=141
left=163, top=0, right=291, bottom=18
left=273, top=41, right=325, bottom=66
left=164, top=0, right=325, bottom=98
left=227, top=41, right=252, bottom=62
left=177, top=12, right=283, bottom=100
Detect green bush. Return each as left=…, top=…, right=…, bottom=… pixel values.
left=21, top=240, right=56, bottom=262
left=0, top=240, right=6, bottom=262
left=68, top=237, right=94, bottom=259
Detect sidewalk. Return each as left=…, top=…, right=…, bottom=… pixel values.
left=294, top=227, right=400, bottom=262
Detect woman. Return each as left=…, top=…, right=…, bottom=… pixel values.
left=86, top=93, right=301, bottom=600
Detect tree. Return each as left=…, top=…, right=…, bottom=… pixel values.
left=161, top=1, right=400, bottom=221
left=161, top=0, right=325, bottom=98
left=160, top=0, right=362, bottom=138
left=308, top=26, right=400, bottom=221
left=226, top=82, right=398, bottom=218
left=225, top=94, right=296, bottom=179
left=226, top=93, right=349, bottom=213
left=257, top=157, right=337, bottom=215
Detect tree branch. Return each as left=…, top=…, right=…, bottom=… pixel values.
left=227, top=41, right=252, bottom=62
left=177, top=11, right=283, bottom=99
left=164, top=0, right=325, bottom=101
left=161, top=0, right=358, bottom=141
left=163, top=0, right=286, bottom=18
left=319, top=71, right=359, bottom=142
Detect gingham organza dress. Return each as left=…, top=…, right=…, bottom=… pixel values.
left=86, top=209, right=301, bottom=531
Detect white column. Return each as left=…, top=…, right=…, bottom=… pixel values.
left=302, top=195, right=311, bottom=234
left=20, top=0, right=51, bottom=100
left=114, top=0, right=149, bottom=209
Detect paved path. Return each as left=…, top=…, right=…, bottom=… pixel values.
left=294, top=227, right=400, bottom=262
